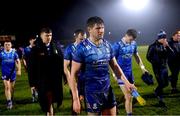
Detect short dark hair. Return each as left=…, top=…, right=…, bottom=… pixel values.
left=3, top=40, right=12, bottom=46
left=126, top=29, right=138, bottom=39
left=4, top=40, right=12, bottom=43
left=40, top=27, right=52, bottom=34
left=172, top=30, right=180, bottom=36
left=86, top=16, right=104, bottom=28
left=74, top=29, right=85, bottom=37
left=28, top=35, right=36, bottom=41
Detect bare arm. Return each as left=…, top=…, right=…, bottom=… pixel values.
left=109, top=57, right=136, bottom=91
left=63, top=59, right=71, bottom=86
left=134, top=52, right=148, bottom=73
left=70, top=61, right=82, bottom=113
left=22, top=58, right=27, bottom=70
left=16, top=59, right=21, bottom=76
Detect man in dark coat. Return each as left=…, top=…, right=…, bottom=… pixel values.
left=168, top=30, right=180, bottom=93
left=31, top=27, right=64, bottom=115
left=146, top=30, right=173, bottom=109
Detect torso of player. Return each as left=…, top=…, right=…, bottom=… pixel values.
left=77, top=39, right=113, bottom=92
left=64, top=43, right=77, bottom=61
left=24, top=46, right=32, bottom=64
left=116, top=40, right=137, bottom=72
left=24, top=46, right=32, bottom=57
left=0, top=49, right=17, bottom=75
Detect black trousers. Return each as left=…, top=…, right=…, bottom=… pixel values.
left=168, top=62, right=180, bottom=89
left=153, top=66, right=169, bottom=98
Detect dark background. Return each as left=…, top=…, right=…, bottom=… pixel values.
left=0, top=0, right=179, bottom=46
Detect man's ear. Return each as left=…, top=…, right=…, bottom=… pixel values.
left=87, top=27, right=91, bottom=33
left=40, top=33, right=43, bottom=39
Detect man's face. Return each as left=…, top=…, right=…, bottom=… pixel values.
left=40, top=32, right=52, bottom=44
left=88, top=23, right=104, bottom=40
left=29, top=38, right=36, bottom=46
left=76, top=33, right=86, bottom=44
left=4, top=42, right=12, bottom=51
left=125, top=34, right=135, bottom=43
left=177, top=31, right=180, bottom=41
left=172, top=34, right=178, bottom=41
left=158, top=38, right=167, bottom=45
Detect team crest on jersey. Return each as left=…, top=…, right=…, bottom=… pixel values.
left=92, top=103, right=97, bottom=110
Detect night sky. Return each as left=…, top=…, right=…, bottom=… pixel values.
left=0, top=0, right=179, bottom=46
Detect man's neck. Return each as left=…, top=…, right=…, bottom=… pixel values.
left=74, top=41, right=79, bottom=46
left=5, top=48, right=12, bottom=53
left=122, top=37, right=128, bottom=44
left=89, top=36, right=102, bottom=46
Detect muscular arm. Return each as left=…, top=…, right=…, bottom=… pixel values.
left=69, top=61, right=82, bottom=113
left=64, top=59, right=71, bottom=86
left=109, top=57, right=136, bottom=91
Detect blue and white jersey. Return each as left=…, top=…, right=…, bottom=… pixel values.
left=113, top=39, right=137, bottom=73
left=64, top=43, right=77, bottom=61
left=23, top=46, right=32, bottom=66
left=24, top=46, right=31, bottom=58
left=73, top=38, right=114, bottom=92
left=0, top=49, right=19, bottom=76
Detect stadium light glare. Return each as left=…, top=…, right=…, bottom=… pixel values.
left=122, top=0, right=149, bottom=11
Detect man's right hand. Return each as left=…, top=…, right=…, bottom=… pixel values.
left=73, top=99, right=81, bottom=114
left=125, top=82, right=137, bottom=92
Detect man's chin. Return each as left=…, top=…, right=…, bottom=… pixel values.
left=97, top=36, right=103, bottom=40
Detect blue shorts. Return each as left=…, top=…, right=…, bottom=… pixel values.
left=117, top=71, right=134, bottom=85
left=85, top=86, right=117, bottom=113
left=77, top=78, right=85, bottom=96
left=2, top=73, right=16, bottom=82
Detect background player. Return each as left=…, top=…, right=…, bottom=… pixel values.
left=64, top=29, right=86, bottom=114
left=113, top=29, right=148, bottom=115
left=0, top=40, right=21, bottom=109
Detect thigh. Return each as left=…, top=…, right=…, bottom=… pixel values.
left=120, top=85, right=132, bottom=99
left=10, top=81, right=16, bottom=88
left=3, top=80, right=10, bottom=87
left=102, top=105, right=116, bottom=116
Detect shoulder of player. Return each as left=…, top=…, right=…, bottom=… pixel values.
left=65, top=44, right=73, bottom=51
left=11, top=48, right=17, bottom=53
left=131, top=41, right=137, bottom=46
left=114, top=39, right=124, bottom=48
left=77, top=39, right=89, bottom=49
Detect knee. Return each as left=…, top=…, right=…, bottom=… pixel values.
left=5, top=85, right=10, bottom=91
left=124, top=94, right=132, bottom=102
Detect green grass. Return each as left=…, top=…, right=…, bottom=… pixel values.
left=0, top=46, right=180, bottom=115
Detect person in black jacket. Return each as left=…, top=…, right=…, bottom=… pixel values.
left=31, top=27, right=64, bottom=115
left=146, top=30, right=171, bottom=109
left=168, top=30, right=180, bottom=93
left=22, top=36, right=38, bottom=102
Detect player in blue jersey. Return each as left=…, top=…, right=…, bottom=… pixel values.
left=64, top=29, right=86, bottom=115
left=113, top=29, right=148, bottom=115
left=68, top=16, right=136, bottom=115
left=0, top=40, right=21, bottom=110
left=22, top=36, right=38, bottom=102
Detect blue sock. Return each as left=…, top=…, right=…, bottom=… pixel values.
left=127, top=112, right=132, bottom=116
